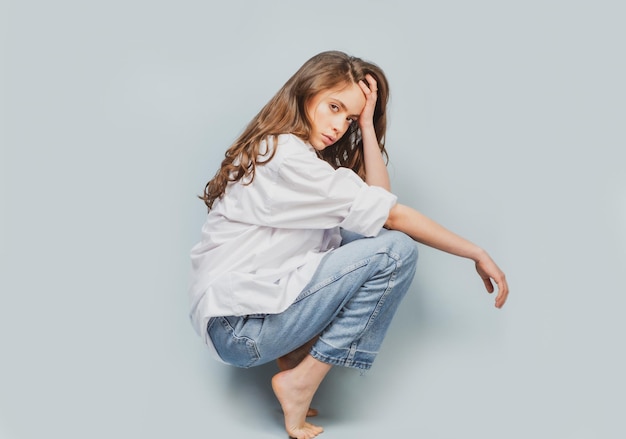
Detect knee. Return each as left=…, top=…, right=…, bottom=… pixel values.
left=381, top=230, right=418, bottom=267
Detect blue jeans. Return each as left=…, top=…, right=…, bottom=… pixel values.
left=207, top=229, right=418, bottom=370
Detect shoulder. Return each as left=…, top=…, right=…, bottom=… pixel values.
left=272, top=134, right=315, bottom=157
left=260, top=134, right=320, bottom=171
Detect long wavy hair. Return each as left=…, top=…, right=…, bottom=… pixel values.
left=201, top=50, right=390, bottom=210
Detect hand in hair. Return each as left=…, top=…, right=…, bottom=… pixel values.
left=357, top=74, right=379, bottom=130
left=358, top=74, right=390, bottom=190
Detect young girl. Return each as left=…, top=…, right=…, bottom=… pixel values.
left=190, top=50, right=509, bottom=439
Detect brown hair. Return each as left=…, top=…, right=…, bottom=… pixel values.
left=201, top=50, right=390, bottom=210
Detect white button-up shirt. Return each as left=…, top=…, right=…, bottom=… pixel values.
left=189, top=134, right=397, bottom=349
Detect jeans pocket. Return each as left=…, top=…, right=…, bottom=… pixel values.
left=208, top=316, right=261, bottom=368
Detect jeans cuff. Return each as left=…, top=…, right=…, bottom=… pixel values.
left=310, top=339, right=376, bottom=370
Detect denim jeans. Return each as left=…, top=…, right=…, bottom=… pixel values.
left=207, top=229, right=418, bottom=370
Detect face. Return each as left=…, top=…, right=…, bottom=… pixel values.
left=305, top=82, right=366, bottom=151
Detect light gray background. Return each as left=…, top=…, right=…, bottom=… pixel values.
left=2, top=1, right=625, bottom=438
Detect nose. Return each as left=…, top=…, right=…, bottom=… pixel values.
left=332, top=115, right=348, bottom=136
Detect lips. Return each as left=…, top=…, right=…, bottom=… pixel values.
left=322, top=134, right=336, bottom=146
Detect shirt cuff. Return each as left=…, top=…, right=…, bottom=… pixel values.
left=339, top=185, right=397, bottom=237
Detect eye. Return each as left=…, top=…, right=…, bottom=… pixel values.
left=330, top=103, right=340, bottom=112
left=347, top=117, right=357, bottom=124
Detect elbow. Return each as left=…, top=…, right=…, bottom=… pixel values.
left=384, top=203, right=403, bottom=230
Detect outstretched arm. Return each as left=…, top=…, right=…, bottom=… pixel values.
left=358, top=74, right=390, bottom=191
left=385, top=203, right=509, bottom=308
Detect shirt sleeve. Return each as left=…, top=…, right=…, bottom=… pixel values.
left=220, top=138, right=397, bottom=236
left=275, top=151, right=397, bottom=235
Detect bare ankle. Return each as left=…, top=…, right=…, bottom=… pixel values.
left=271, top=356, right=331, bottom=438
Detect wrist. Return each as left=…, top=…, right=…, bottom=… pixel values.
left=359, top=122, right=375, bottom=132
left=470, top=247, right=488, bottom=263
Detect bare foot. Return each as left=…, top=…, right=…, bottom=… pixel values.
left=305, top=407, right=319, bottom=417
left=272, top=362, right=328, bottom=439
left=277, top=338, right=319, bottom=417
left=276, top=358, right=319, bottom=417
